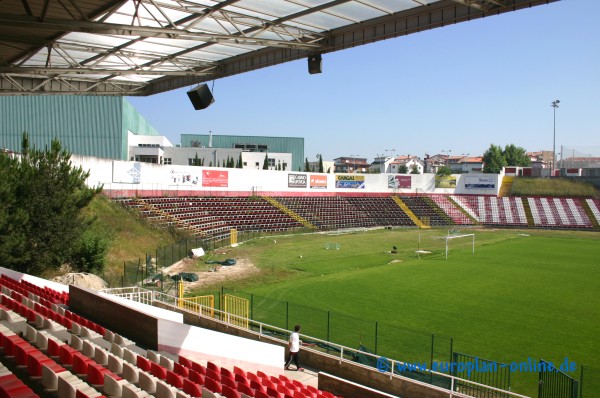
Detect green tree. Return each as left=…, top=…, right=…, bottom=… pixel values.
left=436, top=166, right=452, bottom=177
left=263, top=153, right=269, bottom=170
left=398, top=164, right=408, bottom=174
left=237, top=153, right=243, bottom=168
left=71, top=225, right=110, bottom=273
left=503, top=144, right=531, bottom=167
left=410, top=164, right=420, bottom=174
left=2, top=134, right=103, bottom=275
left=193, top=153, right=200, bottom=166
left=0, top=153, right=29, bottom=270
left=304, top=158, right=310, bottom=172
left=483, top=144, right=508, bottom=173
left=317, top=154, right=324, bottom=173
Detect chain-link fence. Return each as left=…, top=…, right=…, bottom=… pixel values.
left=221, top=287, right=452, bottom=376
left=580, top=365, right=600, bottom=398
left=117, top=229, right=306, bottom=289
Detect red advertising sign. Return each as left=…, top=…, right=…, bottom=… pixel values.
left=310, top=174, right=327, bottom=189
left=388, top=175, right=411, bottom=189
left=202, top=170, right=228, bottom=187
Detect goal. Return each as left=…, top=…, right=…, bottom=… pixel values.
left=325, top=243, right=341, bottom=250
left=431, top=233, right=475, bottom=260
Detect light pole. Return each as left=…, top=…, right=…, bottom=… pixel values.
left=551, top=100, right=560, bottom=176
left=349, top=154, right=360, bottom=173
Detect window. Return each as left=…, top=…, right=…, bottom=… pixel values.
left=255, top=162, right=259, bottom=166
left=163, top=158, right=172, bottom=165
left=243, top=162, right=247, bottom=166
left=268, top=158, right=275, bottom=167
left=135, top=155, right=158, bottom=163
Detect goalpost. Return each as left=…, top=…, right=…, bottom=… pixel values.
left=444, top=233, right=475, bottom=260
left=431, top=233, right=475, bottom=260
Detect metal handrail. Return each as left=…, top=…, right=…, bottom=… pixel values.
left=100, top=286, right=531, bottom=398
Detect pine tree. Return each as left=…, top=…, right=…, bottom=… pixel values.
left=0, top=133, right=104, bottom=275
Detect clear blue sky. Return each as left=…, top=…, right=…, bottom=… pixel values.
left=127, top=0, right=599, bottom=163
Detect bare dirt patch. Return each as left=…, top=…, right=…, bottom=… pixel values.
left=161, top=256, right=260, bottom=293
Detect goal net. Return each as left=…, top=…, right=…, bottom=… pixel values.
left=430, top=233, right=475, bottom=260
left=325, top=242, right=341, bottom=250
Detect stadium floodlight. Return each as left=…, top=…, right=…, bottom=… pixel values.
left=551, top=100, right=560, bottom=176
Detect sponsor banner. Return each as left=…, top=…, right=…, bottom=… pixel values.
left=202, top=170, right=228, bottom=187
left=335, top=175, right=365, bottom=189
left=435, top=175, right=456, bottom=188
left=113, top=161, right=142, bottom=184
left=310, top=174, right=327, bottom=189
left=288, top=173, right=307, bottom=188
left=465, top=176, right=495, bottom=189
left=388, top=175, right=411, bottom=189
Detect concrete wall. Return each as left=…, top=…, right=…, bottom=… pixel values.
left=70, top=285, right=159, bottom=350
left=70, top=286, right=282, bottom=374
left=72, top=155, right=501, bottom=196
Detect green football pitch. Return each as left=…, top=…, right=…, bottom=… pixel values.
left=194, top=228, right=600, bottom=396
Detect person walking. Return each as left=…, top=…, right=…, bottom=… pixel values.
left=285, top=324, right=304, bottom=371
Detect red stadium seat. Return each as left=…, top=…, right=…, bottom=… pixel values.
left=173, top=362, right=189, bottom=377
left=237, top=381, right=255, bottom=397
left=206, top=368, right=221, bottom=382
left=221, top=367, right=234, bottom=380
left=233, top=366, right=246, bottom=377
left=150, top=362, right=167, bottom=380
left=191, top=361, right=206, bottom=375
left=178, top=355, right=193, bottom=369
left=221, top=375, right=237, bottom=390
left=222, top=385, right=241, bottom=398
left=136, top=356, right=151, bottom=372
left=266, top=386, right=283, bottom=398
left=250, top=380, right=265, bottom=393
left=183, top=379, right=203, bottom=397
left=255, top=391, right=270, bottom=398
left=165, top=370, right=183, bottom=388
left=207, top=361, right=219, bottom=373
left=188, top=369, right=205, bottom=385
left=204, top=377, right=222, bottom=394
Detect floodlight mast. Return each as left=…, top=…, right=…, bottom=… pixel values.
left=551, top=100, right=560, bottom=176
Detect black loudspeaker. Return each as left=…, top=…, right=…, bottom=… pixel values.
left=308, top=54, right=322, bottom=74
left=187, top=84, right=215, bottom=110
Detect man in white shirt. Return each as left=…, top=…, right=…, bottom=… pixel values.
left=285, top=324, right=304, bottom=371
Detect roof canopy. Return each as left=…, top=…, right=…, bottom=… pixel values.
left=0, top=0, right=557, bottom=96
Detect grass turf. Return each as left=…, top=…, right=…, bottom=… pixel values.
left=191, top=228, right=600, bottom=396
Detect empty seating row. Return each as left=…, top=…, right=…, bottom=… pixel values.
left=528, top=197, right=592, bottom=228
left=586, top=198, right=600, bottom=224
left=451, top=196, right=528, bottom=227
left=0, top=274, right=68, bottom=306
left=398, top=196, right=453, bottom=227
left=429, top=195, right=474, bottom=225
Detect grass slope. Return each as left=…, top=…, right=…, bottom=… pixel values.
left=86, top=195, right=184, bottom=285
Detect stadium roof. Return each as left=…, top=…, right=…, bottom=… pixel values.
left=0, top=0, right=557, bottom=96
